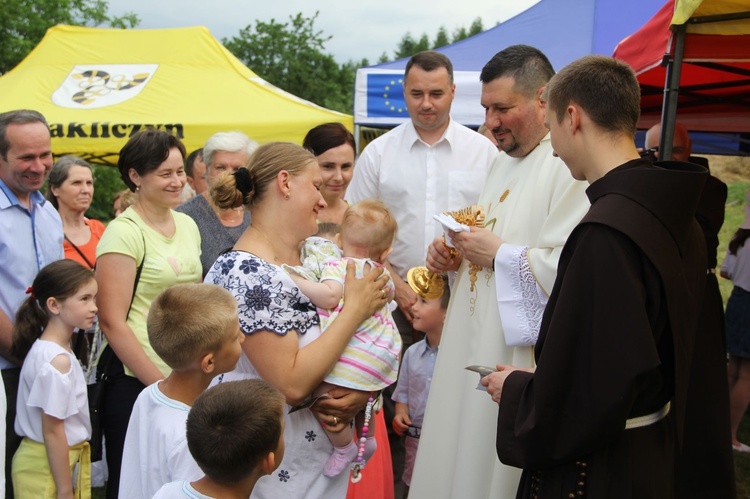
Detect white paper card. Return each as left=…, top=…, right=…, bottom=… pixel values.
left=433, top=213, right=470, bottom=248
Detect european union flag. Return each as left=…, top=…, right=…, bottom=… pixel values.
left=366, top=74, right=407, bottom=118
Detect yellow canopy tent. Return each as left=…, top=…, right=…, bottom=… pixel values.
left=0, top=25, right=353, bottom=165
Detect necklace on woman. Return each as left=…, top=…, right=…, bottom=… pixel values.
left=251, top=226, right=282, bottom=263
left=137, top=204, right=173, bottom=238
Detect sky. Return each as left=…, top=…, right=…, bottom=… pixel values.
left=108, top=0, right=540, bottom=64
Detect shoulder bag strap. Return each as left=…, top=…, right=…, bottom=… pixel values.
left=121, top=216, right=146, bottom=320
left=63, top=234, right=96, bottom=270
left=98, top=216, right=146, bottom=376
left=64, top=232, right=94, bottom=360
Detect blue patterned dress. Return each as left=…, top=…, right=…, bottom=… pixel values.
left=205, top=250, right=348, bottom=498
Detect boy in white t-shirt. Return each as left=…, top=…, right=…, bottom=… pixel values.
left=118, top=284, right=244, bottom=499
left=154, top=379, right=286, bottom=499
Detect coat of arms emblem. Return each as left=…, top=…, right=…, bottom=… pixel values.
left=51, top=64, right=158, bottom=109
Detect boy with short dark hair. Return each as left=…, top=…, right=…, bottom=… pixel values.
left=153, top=379, right=286, bottom=499
left=119, top=284, right=244, bottom=499
left=483, top=54, right=708, bottom=497
left=392, top=267, right=449, bottom=494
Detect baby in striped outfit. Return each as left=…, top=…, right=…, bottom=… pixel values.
left=288, top=199, right=401, bottom=477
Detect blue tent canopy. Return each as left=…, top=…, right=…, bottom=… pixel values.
left=354, top=0, right=663, bottom=127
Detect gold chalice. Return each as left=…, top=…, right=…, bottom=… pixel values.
left=407, top=266, right=445, bottom=300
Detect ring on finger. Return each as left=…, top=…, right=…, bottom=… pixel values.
left=333, top=416, right=338, bottom=425
left=381, top=289, right=387, bottom=299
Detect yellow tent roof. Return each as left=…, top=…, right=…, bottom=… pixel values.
left=0, top=25, right=353, bottom=165
left=672, top=0, right=750, bottom=34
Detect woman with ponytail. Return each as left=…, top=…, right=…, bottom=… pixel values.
left=11, top=259, right=97, bottom=498
left=205, top=142, right=389, bottom=497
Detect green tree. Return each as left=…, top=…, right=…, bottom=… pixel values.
left=385, top=20, right=487, bottom=62
left=394, top=32, right=432, bottom=59
left=0, top=0, right=139, bottom=74
left=452, top=26, right=469, bottom=43
left=434, top=26, right=450, bottom=49
left=88, top=164, right=127, bottom=222
left=394, top=32, right=418, bottom=59
left=468, top=17, right=484, bottom=37
left=416, top=33, right=431, bottom=53
left=223, top=12, right=355, bottom=113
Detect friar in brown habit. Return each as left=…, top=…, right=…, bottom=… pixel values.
left=482, top=55, right=708, bottom=498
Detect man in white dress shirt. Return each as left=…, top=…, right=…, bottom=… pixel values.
left=409, top=45, right=590, bottom=499
left=346, top=50, right=499, bottom=348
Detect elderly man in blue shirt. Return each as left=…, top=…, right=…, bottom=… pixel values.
left=0, top=109, right=63, bottom=497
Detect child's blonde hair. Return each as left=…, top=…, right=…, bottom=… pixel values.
left=315, top=222, right=340, bottom=240
left=148, top=284, right=238, bottom=370
left=113, top=189, right=138, bottom=215
left=340, top=199, right=397, bottom=257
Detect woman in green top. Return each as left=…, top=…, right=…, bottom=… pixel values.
left=96, top=130, right=201, bottom=499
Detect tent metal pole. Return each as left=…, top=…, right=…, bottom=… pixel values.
left=659, top=22, right=687, bottom=161
left=688, top=11, right=750, bottom=25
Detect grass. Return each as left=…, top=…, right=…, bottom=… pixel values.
left=709, top=155, right=750, bottom=495
left=737, top=416, right=750, bottom=498
left=716, top=180, right=750, bottom=307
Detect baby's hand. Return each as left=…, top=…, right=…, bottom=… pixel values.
left=282, top=264, right=317, bottom=283
left=288, top=271, right=304, bottom=285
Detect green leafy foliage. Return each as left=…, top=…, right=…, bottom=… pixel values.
left=468, top=18, right=484, bottom=37
left=434, top=26, right=450, bottom=49
left=717, top=180, right=750, bottom=307
left=0, top=0, right=139, bottom=74
left=452, top=26, right=468, bottom=43
left=390, top=17, right=486, bottom=60
left=88, top=165, right=127, bottom=222
left=222, top=12, right=366, bottom=114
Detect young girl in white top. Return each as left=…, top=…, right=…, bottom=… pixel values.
left=11, top=259, right=97, bottom=499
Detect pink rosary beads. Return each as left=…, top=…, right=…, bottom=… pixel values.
left=350, top=394, right=375, bottom=483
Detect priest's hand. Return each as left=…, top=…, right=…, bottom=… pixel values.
left=482, top=364, right=534, bottom=404
left=451, top=227, right=503, bottom=269
left=426, top=237, right=461, bottom=272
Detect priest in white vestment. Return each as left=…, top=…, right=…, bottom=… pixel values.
left=409, top=45, right=589, bottom=499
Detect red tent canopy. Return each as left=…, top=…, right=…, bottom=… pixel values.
left=614, top=0, right=750, bottom=135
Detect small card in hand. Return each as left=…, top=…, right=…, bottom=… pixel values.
left=465, top=365, right=497, bottom=377
left=465, top=365, right=497, bottom=392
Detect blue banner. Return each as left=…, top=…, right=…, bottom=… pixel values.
left=366, top=74, right=407, bottom=119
